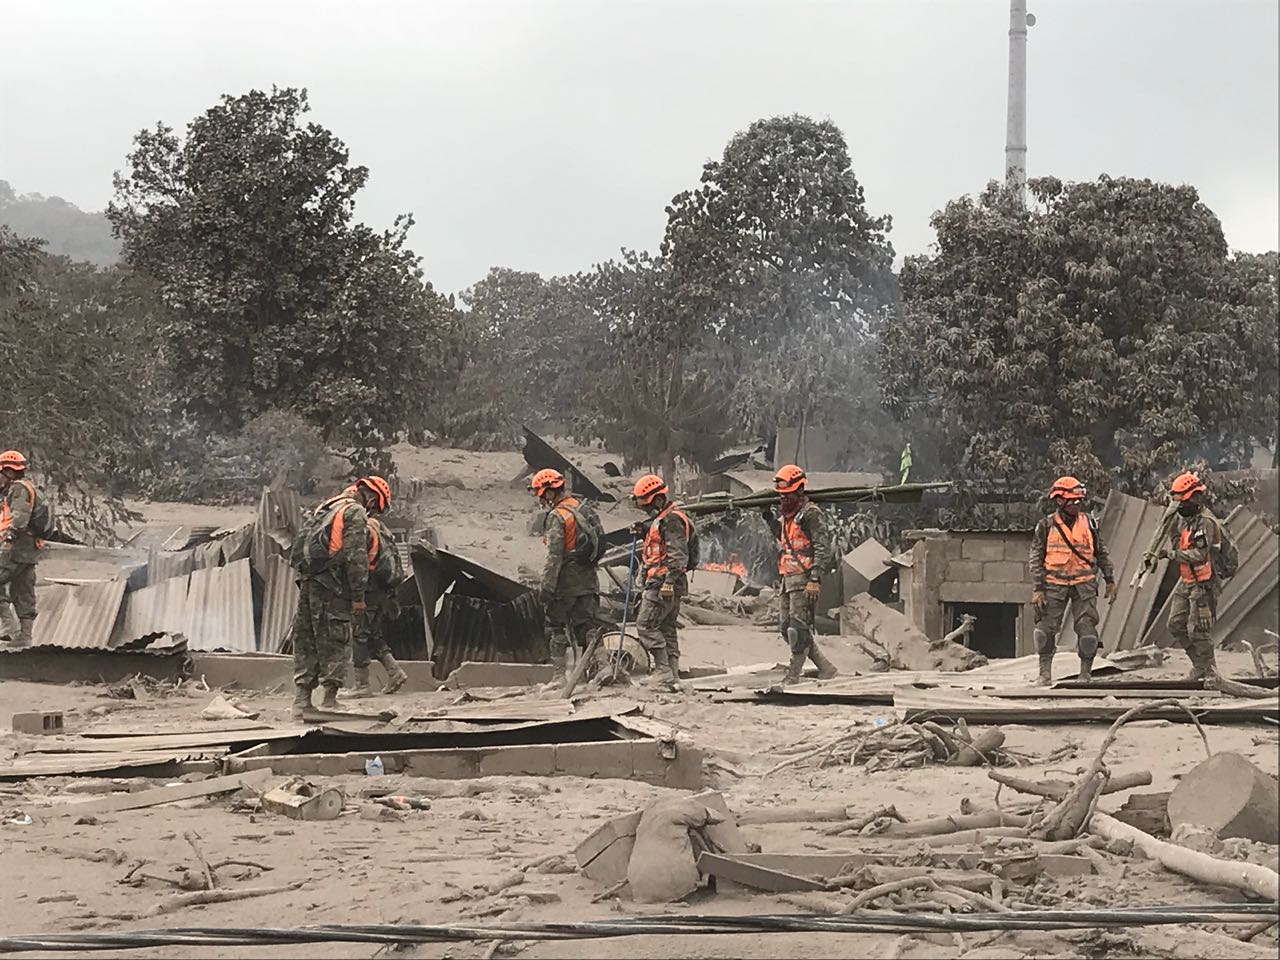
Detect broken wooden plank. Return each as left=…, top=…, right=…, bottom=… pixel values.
left=29, top=729, right=307, bottom=754
left=39, top=769, right=273, bottom=818
left=697, top=852, right=827, bottom=893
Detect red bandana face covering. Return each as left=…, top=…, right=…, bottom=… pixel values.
left=779, top=493, right=803, bottom=518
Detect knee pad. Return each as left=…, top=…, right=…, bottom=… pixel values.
left=786, top=620, right=812, bottom=653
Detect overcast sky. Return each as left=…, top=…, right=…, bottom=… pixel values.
left=2, top=0, right=1276, bottom=293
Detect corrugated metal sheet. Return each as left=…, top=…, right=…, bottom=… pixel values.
left=30, top=579, right=126, bottom=649
left=1141, top=507, right=1280, bottom=648
left=30, top=584, right=74, bottom=647
left=259, top=553, right=299, bottom=654
left=112, top=574, right=190, bottom=646
left=184, top=558, right=256, bottom=652
left=431, top=591, right=547, bottom=680
left=192, top=539, right=224, bottom=570
left=147, top=545, right=196, bottom=586
left=253, top=488, right=301, bottom=572
left=219, top=523, right=254, bottom=564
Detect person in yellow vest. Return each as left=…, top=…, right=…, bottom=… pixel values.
left=530, top=468, right=604, bottom=682
left=761, top=465, right=839, bottom=684
left=630, top=474, right=692, bottom=692
left=1152, top=472, right=1224, bottom=681
left=1029, top=476, right=1116, bottom=685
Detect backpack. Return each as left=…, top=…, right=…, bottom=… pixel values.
left=290, top=497, right=356, bottom=575
left=14, top=480, right=54, bottom=539
left=673, top=509, right=700, bottom=571
left=1210, top=518, right=1239, bottom=581
left=548, top=499, right=605, bottom=565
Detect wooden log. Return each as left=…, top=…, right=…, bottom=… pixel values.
left=1089, top=812, right=1279, bottom=901
left=1168, top=752, right=1279, bottom=844
left=41, top=769, right=273, bottom=819
left=737, top=804, right=851, bottom=824
left=988, top=769, right=1153, bottom=801
left=948, top=727, right=1005, bottom=766
left=875, top=812, right=1028, bottom=838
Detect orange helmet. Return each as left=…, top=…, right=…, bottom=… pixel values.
left=632, top=474, right=668, bottom=506
left=0, top=450, right=28, bottom=473
left=1049, top=476, right=1086, bottom=501
left=529, top=468, right=566, bottom=498
left=774, top=464, right=807, bottom=494
left=357, top=475, right=392, bottom=512
left=1170, top=471, right=1206, bottom=502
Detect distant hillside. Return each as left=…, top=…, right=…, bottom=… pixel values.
left=0, top=179, right=119, bottom=265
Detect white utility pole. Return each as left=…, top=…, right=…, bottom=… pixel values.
left=1006, top=0, right=1033, bottom=206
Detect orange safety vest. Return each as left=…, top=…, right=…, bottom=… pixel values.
left=0, top=479, right=43, bottom=547
left=1043, top=513, right=1096, bottom=585
left=642, top=504, right=692, bottom=580
left=778, top=508, right=815, bottom=577
left=366, top=519, right=382, bottom=572
left=1177, top=523, right=1215, bottom=584
left=547, top=496, right=583, bottom=555
left=315, top=495, right=357, bottom=558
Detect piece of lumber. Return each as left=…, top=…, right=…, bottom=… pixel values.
left=41, top=768, right=273, bottom=819
left=988, top=768, right=1153, bottom=801
left=1089, top=812, right=1280, bottom=901
left=948, top=727, right=1005, bottom=766
left=697, top=852, right=827, bottom=893
left=1211, top=675, right=1278, bottom=700
left=737, top=804, right=851, bottom=824
left=875, top=812, right=1028, bottom=838
left=561, top=631, right=602, bottom=699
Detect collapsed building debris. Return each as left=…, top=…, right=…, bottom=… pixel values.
left=512, top=425, right=616, bottom=503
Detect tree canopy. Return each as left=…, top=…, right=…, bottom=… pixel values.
left=881, top=175, right=1280, bottom=493
left=107, top=87, right=463, bottom=465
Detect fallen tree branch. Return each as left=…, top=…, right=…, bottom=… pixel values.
left=875, top=812, right=1028, bottom=839
left=841, top=877, right=935, bottom=913
left=988, top=768, right=1152, bottom=801
left=1210, top=675, right=1277, bottom=700
left=1089, top=813, right=1279, bottom=901
left=184, top=831, right=217, bottom=891
left=589, top=880, right=627, bottom=904
left=820, top=805, right=905, bottom=837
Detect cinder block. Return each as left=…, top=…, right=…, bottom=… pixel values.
left=1005, top=539, right=1031, bottom=562
left=945, top=561, right=984, bottom=582
left=402, top=750, right=479, bottom=780
left=12, top=711, right=64, bottom=735
left=554, top=741, right=637, bottom=780
left=477, top=744, right=556, bottom=777
left=984, top=561, right=1027, bottom=582
left=961, top=539, right=1006, bottom=562
left=942, top=539, right=964, bottom=559
left=940, top=581, right=1032, bottom=604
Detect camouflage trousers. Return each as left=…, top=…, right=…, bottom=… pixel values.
left=544, top=592, right=602, bottom=662
left=637, top=581, right=685, bottom=669
left=291, top=579, right=354, bottom=690
left=778, top=584, right=818, bottom=654
left=0, top=556, right=36, bottom=623
left=1167, top=581, right=1216, bottom=662
left=352, top=603, right=390, bottom=669
left=1034, top=581, right=1101, bottom=660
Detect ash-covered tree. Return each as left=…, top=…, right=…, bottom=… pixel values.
left=579, top=252, right=731, bottom=481
left=107, top=87, right=462, bottom=470
left=881, top=176, right=1280, bottom=494
left=661, top=115, right=900, bottom=464
left=0, top=228, right=154, bottom=538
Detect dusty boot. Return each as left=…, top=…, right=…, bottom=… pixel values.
left=13, top=617, right=33, bottom=648
left=1185, top=642, right=1218, bottom=683
left=808, top=643, right=838, bottom=680
left=668, top=653, right=682, bottom=683
left=1036, top=653, right=1054, bottom=687
left=318, top=684, right=340, bottom=711
left=783, top=649, right=807, bottom=684
left=348, top=665, right=373, bottom=698
left=0, top=602, right=18, bottom=641
left=380, top=652, right=409, bottom=693
left=542, top=654, right=568, bottom=692
left=291, top=686, right=312, bottom=720
left=648, top=646, right=676, bottom=690
left=1077, top=657, right=1093, bottom=683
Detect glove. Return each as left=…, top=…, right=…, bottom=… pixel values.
left=804, top=580, right=821, bottom=598
left=1151, top=546, right=1170, bottom=562
left=1195, top=602, right=1214, bottom=631
left=659, top=582, right=675, bottom=600
left=629, top=520, right=647, bottom=537
left=351, top=599, right=367, bottom=615
left=1031, top=590, right=1046, bottom=613
left=1104, top=581, right=1117, bottom=603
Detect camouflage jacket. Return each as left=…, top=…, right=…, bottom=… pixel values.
left=1169, top=508, right=1223, bottom=595
left=640, top=504, right=691, bottom=590
left=540, top=495, right=601, bottom=598
left=0, top=479, right=41, bottom=564
left=307, top=496, right=369, bottom=604
left=765, top=500, right=834, bottom=589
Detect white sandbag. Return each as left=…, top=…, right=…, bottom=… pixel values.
left=627, top=796, right=724, bottom=903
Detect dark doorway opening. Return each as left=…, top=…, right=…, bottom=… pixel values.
left=945, top=601, right=1020, bottom=659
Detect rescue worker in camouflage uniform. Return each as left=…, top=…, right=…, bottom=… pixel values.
left=761, top=465, right=839, bottom=684
left=530, top=469, right=604, bottom=681
left=1029, top=476, right=1116, bottom=685
left=1152, top=472, right=1224, bottom=681
left=289, top=476, right=389, bottom=719
left=0, top=451, right=42, bottom=647
left=349, top=503, right=410, bottom=698
left=630, top=474, right=692, bottom=692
